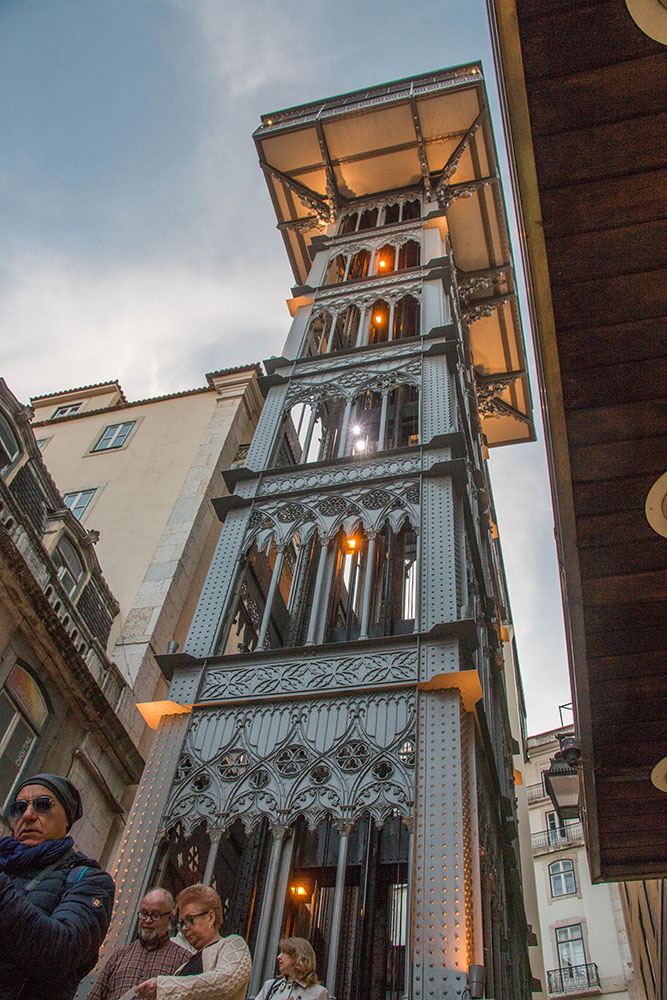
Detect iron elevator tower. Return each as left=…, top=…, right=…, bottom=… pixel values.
left=104, top=65, right=537, bottom=1000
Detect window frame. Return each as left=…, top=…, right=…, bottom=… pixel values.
left=52, top=403, right=82, bottom=419
left=63, top=488, right=97, bottom=521
left=0, top=410, right=21, bottom=473
left=555, top=923, right=586, bottom=972
left=549, top=858, right=577, bottom=897
left=91, top=420, right=136, bottom=453
left=0, top=663, right=50, bottom=814
left=52, top=534, right=86, bottom=597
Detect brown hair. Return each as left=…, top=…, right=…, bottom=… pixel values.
left=176, top=884, right=223, bottom=928
left=278, top=937, right=319, bottom=987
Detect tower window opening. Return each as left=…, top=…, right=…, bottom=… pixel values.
left=397, top=240, right=420, bottom=270
left=326, top=527, right=367, bottom=643
left=330, top=305, right=360, bottom=352
left=385, top=384, right=420, bottom=450
left=339, top=212, right=358, bottom=235
left=325, top=255, right=347, bottom=285
left=347, top=391, right=383, bottom=456
left=357, top=207, right=378, bottom=230
left=383, top=203, right=400, bottom=225
left=284, top=814, right=409, bottom=1000
left=307, top=311, right=333, bottom=355
left=368, top=522, right=418, bottom=638
left=402, top=199, right=421, bottom=221
left=221, top=537, right=296, bottom=653
left=376, top=245, right=396, bottom=274
left=392, top=295, right=420, bottom=341
left=368, top=300, right=390, bottom=345
left=347, top=250, right=371, bottom=281
left=273, top=396, right=346, bottom=469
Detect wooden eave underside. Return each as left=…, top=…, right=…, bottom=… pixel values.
left=489, top=0, right=667, bottom=879
left=254, top=69, right=534, bottom=448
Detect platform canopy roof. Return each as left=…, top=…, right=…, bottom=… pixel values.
left=254, top=65, right=534, bottom=449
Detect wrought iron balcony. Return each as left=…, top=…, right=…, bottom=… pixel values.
left=547, top=963, right=600, bottom=995
left=526, top=780, right=547, bottom=802
left=531, top=821, right=584, bottom=853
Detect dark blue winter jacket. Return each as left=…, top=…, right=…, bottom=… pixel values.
left=0, top=847, right=114, bottom=1000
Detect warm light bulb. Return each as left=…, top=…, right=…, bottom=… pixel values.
left=375, top=314, right=383, bottom=324
left=379, top=259, right=386, bottom=268
left=345, top=537, right=357, bottom=553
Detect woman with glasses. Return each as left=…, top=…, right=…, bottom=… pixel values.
left=255, top=938, right=328, bottom=1000
left=135, top=883, right=251, bottom=999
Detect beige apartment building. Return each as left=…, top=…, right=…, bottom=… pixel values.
left=0, top=366, right=261, bottom=868
left=30, top=367, right=262, bottom=755
left=526, top=728, right=638, bottom=1000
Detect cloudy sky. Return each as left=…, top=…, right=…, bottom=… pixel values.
left=0, top=0, right=570, bottom=734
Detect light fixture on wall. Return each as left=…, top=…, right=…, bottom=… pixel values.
left=543, top=734, right=582, bottom=821
left=651, top=755, right=667, bottom=793
left=625, top=0, right=667, bottom=44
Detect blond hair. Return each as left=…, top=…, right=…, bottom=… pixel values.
left=279, top=937, right=319, bottom=987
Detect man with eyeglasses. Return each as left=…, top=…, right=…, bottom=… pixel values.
left=0, top=772, right=115, bottom=1000
left=87, top=888, right=189, bottom=1000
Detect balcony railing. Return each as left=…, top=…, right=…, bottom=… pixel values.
left=531, top=822, right=583, bottom=853
left=547, top=964, right=600, bottom=995
left=527, top=780, right=547, bottom=803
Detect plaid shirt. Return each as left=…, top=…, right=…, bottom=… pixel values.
left=87, top=937, right=189, bottom=1000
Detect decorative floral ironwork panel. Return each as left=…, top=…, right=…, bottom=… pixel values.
left=165, top=691, right=417, bottom=835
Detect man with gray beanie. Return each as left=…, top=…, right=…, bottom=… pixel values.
left=0, top=772, right=115, bottom=999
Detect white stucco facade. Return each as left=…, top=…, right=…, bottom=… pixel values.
left=526, top=728, right=639, bottom=1000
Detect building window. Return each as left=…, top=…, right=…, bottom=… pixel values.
left=0, top=411, right=21, bottom=472
left=52, top=403, right=82, bottom=419
left=52, top=535, right=85, bottom=596
left=546, top=810, right=568, bottom=844
left=549, top=859, right=576, bottom=897
left=555, top=924, right=586, bottom=978
left=92, top=421, right=135, bottom=452
left=0, top=663, right=49, bottom=810
left=63, top=489, right=96, bottom=521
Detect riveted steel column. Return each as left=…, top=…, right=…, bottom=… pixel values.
left=326, top=821, right=352, bottom=997
left=203, top=827, right=223, bottom=885
left=359, top=532, right=377, bottom=640
left=299, top=406, right=319, bottom=463
left=403, top=817, right=415, bottom=1000
left=355, top=307, right=368, bottom=348
left=412, top=687, right=473, bottom=998
left=378, top=392, right=389, bottom=450
left=388, top=300, right=397, bottom=341
left=337, top=398, right=354, bottom=458
left=249, top=825, right=288, bottom=997
left=305, top=537, right=328, bottom=645
left=262, top=830, right=295, bottom=985
left=257, top=543, right=286, bottom=650
left=96, top=709, right=193, bottom=959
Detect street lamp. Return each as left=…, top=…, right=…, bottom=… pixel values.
left=543, top=735, right=581, bottom=821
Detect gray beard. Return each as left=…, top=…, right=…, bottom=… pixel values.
left=139, top=928, right=168, bottom=949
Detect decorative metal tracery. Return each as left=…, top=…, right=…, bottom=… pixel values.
left=164, top=692, right=417, bottom=835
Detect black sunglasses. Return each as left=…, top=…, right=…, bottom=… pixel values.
left=9, top=795, right=55, bottom=819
